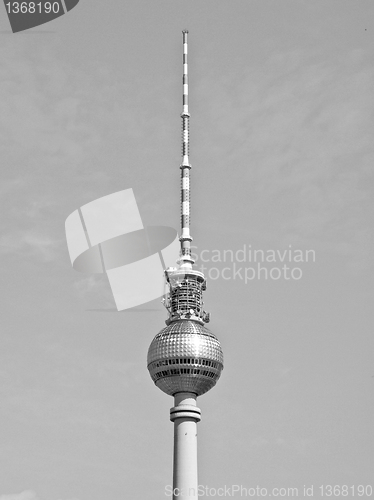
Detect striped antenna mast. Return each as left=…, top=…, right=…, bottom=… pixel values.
left=179, top=30, right=194, bottom=269
left=161, top=29, right=210, bottom=325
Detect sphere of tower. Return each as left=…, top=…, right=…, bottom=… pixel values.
left=147, top=320, right=223, bottom=396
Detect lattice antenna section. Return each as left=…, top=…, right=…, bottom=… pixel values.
left=163, top=269, right=210, bottom=325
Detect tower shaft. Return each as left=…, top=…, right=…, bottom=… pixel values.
left=170, top=392, right=201, bottom=500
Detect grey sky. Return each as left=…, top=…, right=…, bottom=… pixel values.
left=0, top=1, right=373, bottom=499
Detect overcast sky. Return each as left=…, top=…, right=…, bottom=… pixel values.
left=0, top=1, right=373, bottom=499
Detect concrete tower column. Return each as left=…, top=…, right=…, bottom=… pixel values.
left=170, top=392, right=201, bottom=500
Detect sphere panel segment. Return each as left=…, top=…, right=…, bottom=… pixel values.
left=147, top=320, right=223, bottom=396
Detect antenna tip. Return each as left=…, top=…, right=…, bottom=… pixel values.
left=182, top=29, right=189, bottom=34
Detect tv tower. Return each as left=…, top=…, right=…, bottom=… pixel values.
left=147, top=31, right=224, bottom=500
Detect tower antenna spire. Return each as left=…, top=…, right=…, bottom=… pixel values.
left=158, top=30, right=210, bottom=325
left=179, top=29, right=194, bottom=269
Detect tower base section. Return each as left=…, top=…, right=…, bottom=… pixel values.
left=170, top=393, right=201, bottom=500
